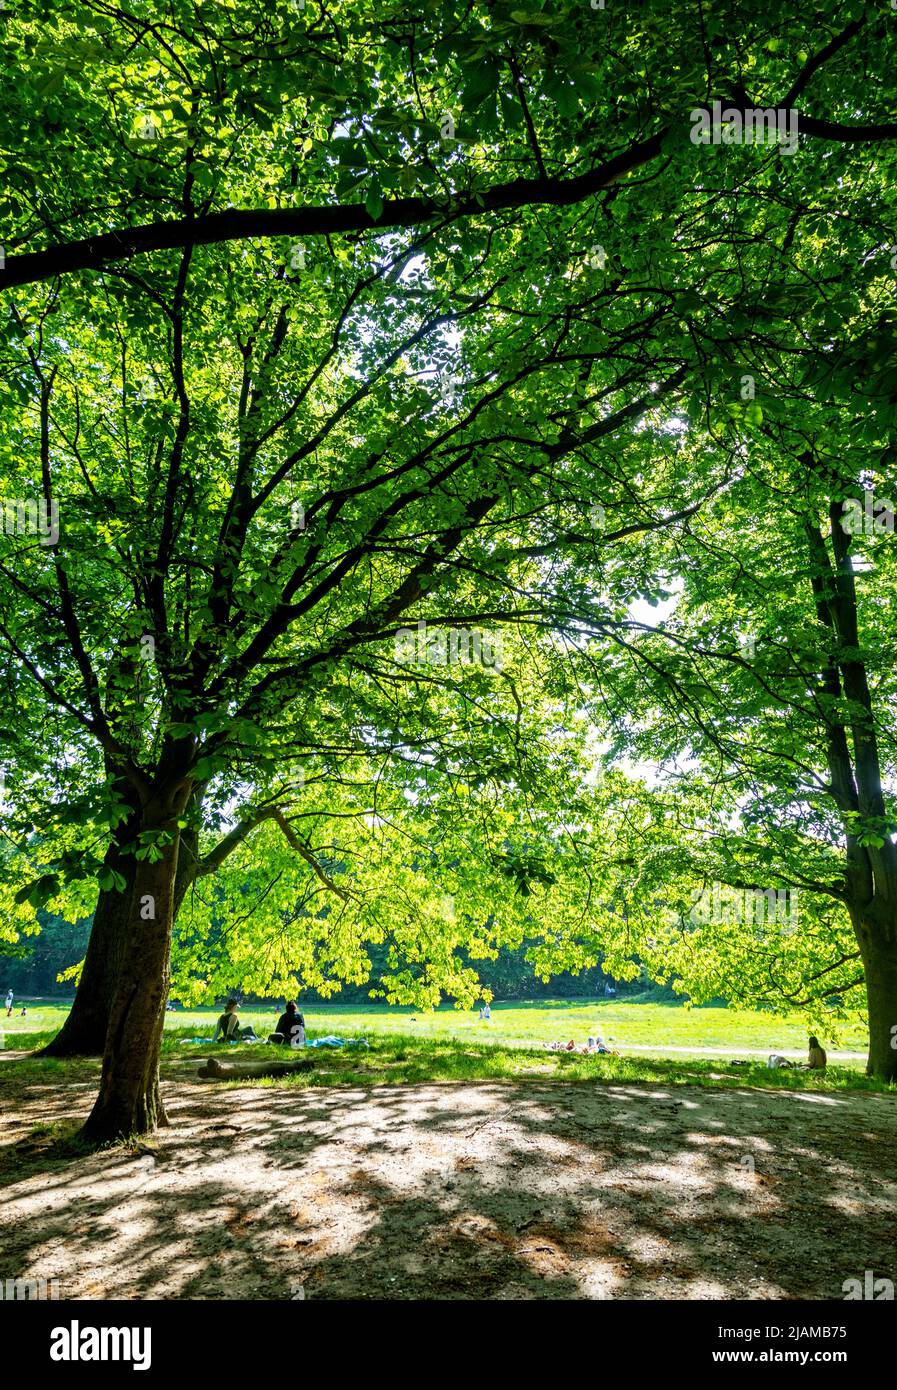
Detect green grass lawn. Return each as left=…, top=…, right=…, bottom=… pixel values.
left=1, top=997, right=891, bottom=1109
left=3, top=994, right=868, bottom=1058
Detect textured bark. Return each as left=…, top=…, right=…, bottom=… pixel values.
left=856, top=921, right=897, bottom=1081
left=37, top=852, right=136, bottom=1057
left=805, top=498, right=897, bottom=1081
left=39, top=826, right=199, bottom=1058
left=81, top=829, right=181, bottom=1142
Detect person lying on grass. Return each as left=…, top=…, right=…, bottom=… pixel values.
left=212, top=999, right=258, bottom=1043
left=268, top=1000, right=306, bottom=1047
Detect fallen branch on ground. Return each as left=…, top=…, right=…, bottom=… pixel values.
left=198, top=1055, right=315, bottom=1081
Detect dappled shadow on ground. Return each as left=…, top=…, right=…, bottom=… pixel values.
left=0, top=1066, right=895, bottom=1300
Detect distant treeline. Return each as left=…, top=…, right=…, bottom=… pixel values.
left=1, top=914, right=677, bottom=1004
left=295, top=941, right=657, bottom=1004
left=0, top=913, right=91, bottom=997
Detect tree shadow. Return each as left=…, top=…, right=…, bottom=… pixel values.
left=1, top=1071, right=895, bottom=1300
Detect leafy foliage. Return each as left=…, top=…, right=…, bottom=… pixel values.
left=1, top=1, right=897, bottom=1088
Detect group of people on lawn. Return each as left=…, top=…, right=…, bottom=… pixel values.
left=213, top=998, right=305, bottom=1047
left=211, top=997, right=830, bottom=1072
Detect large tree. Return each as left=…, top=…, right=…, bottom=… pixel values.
left=3, top=0, right=897, bottom=1134
left=542, top=284, right=897, bottom=1076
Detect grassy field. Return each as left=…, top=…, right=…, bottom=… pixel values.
left=0, top=996, right=891, bottom=1109
left=2, top=995, right=869, bottom=1060
left=2, top=995, right=869, bottom=1054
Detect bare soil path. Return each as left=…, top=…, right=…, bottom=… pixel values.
left=1, top=1067, right=894, bottom=1300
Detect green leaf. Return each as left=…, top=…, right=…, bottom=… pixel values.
left=461, top=60, right=500, bottom=110
left=365, top=183, right=384, bottom=221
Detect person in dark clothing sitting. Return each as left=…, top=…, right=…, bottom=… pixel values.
left=269, top=1000, right=306, bottom=1047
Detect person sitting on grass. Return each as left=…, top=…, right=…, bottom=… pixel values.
left=768, top=1037, right=827, bottom=1071
left=213, top=999, right=257, bottom=1043
left=269, top=1000, right=306, bottom=1047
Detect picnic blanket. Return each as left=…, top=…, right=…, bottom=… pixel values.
left=181, top=1036, right=265, bottom=1045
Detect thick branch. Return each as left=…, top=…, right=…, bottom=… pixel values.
left=0, top=142, right=667, bottom=290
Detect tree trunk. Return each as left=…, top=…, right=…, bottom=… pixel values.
left=37, top=854, right=136, bottom=1057
left=39, top=825, right=198, bottom=1058
left=80, top=829, right=181, bottom=1142
left=39, top=768, right=141, bottom=1058
left=856, top=921, right=897, bottom=1081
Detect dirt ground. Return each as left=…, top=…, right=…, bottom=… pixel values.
left=1, top=1059, right=895, bottom=1300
